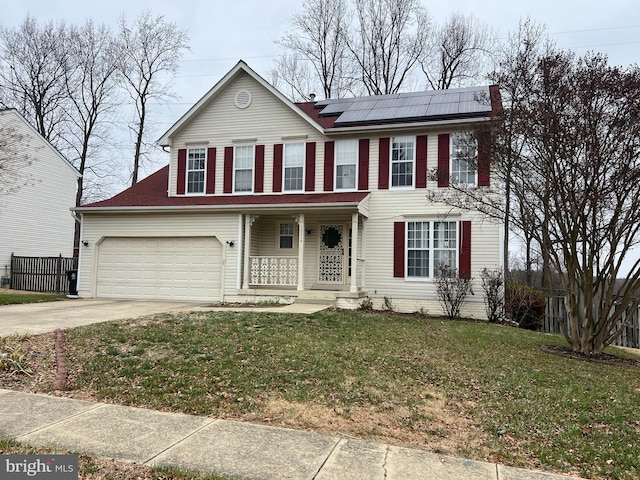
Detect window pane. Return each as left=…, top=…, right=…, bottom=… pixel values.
left=279, top=223, right=294, bottom=249
left=335, top=140, right=357, bottom=190
left=187, top=148, right=206, bottom=193
left=336, top=164, right=356, bottom=189
left=451, top=133, right=477, bottom=185
left=284, top=166, right=303, bottom=191
left=234, top=146, right=253, bottom=192
left=235, top=170, right=252, bottom=192
left=235, top=146, right=253, bottom=169
left=187, top=171, right=204, bottom=193
left=391, top=136, right=414, bottom=187
left=407, top=221, right=429, bottom=277
left=284, top=143, right=304, bottom=166
left=408, top=250, right=429, bottom=277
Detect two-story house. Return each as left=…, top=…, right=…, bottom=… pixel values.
left=75, top=60, right=503, bottom=317
left=0, top=109, right=80, bottom=282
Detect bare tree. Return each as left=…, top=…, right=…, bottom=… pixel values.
left=347, top=0, right=431, bottom=95
left=423, top=12, right=496, bottom=90
left=430, top=32, right=640, bottom=355
left=274, top=0, right=352, bottom=99
left=64, top=20, right=121, bottom=252
left=271, top=53, right=319, bottom=102
left=116, top=10, right=189, bottom=186
left=0, top=15, right=70, bottom=147
left=0, top=116, right=35, bottom=196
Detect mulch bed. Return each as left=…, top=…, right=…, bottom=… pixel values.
left=541, top=344, right=640, bottom=368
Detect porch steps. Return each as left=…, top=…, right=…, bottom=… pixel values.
left=294, top=290, right=339, bottom=306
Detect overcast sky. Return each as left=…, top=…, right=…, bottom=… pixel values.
left=3, top=0, right=639, bottom=135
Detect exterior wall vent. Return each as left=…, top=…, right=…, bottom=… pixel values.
left=234, top=90, right=252, bottom=109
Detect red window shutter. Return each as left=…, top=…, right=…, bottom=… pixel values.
left=254, top=144, right=265, bottom=193
left=177, top=149, right=186, bottom=195
left=223, top=146, right=233, bottom=194
left=324, top=141, right=335, bottom=191
left=393, top=222, right=405, bottom=278
left=477, top=132, right=490, bottom=187
left=206, top=147, right=216, bottom=194
left=305, top=142, right=316, bottom=191
left=416, top=135, right=428, bottom=188
left=437, top=134, right=450, bottom=187
left=358, top=139, right=369, bottom=190
left=459, top=221, right=472, bottom=279
left=273, top=144, right=283, bottom=193
left=378, top=137, right=390, bottom=190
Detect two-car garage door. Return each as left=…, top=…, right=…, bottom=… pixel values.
left=96, top=237, right=222, bottom=301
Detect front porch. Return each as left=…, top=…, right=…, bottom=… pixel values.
left=236, top=209, right=368, bottom=306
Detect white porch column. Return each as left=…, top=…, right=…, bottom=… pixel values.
left=242, top=214, right=258, bottom=289
left=295, top=214, right=305, bottom=291
left=350, top=212, right=359, bottom=293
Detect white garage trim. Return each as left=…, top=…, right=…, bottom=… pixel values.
left=95, top=236, right=222, bottom=301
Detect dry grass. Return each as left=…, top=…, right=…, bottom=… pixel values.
left=1, top=309, right=639, bottom=479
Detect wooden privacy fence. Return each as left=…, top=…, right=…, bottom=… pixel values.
left=10, top=254, right=78, bottom=294
left=545, top=296, right=640, bottom=349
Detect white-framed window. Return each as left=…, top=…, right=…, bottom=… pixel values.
left=283, top=143, right=305, bottom=192
left=278, top=222, right=295, bottom=249
left=335, top=139, right=358, bottom=190
left=407, top=221, right=457, bottom=278
left=451, top=132, right=478, bottom=186
left=234, top=145, right=254, bottom=193
left=187, top=148, right=206, bottom=194
left=391, top=136, right=415, bottom=188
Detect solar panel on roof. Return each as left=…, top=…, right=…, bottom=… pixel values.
left=320, top=85, right=493, bottom=125
left=394, top=105, right=429, bottom=118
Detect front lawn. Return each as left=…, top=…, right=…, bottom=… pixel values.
left=3, top=310, right=639, bottom=479
left=0, top=289, right=66, bottom=305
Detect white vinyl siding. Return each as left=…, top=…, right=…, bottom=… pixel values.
left=169, top=72, right=326, bottom=196
left=391, top=136, right=415, bottom=188
left=234, top=145, right=254, bottom=193
left=335, top=139, right=358, bottom=190
left=0, top=110, right=78, bottom=274
left=363, top=133, right=501, bottom=317
left=283, top=143, right=304, bottom=192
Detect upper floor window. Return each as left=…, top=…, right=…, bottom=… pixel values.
left=335, top=139, right=358, bottom=190
left=234, top=145, right=254, bottom=193
left=187, top=148, right=206, bottom=194
left=283, top=143, right=304, bottom=192
left=391, top=136, right=415, bottom=188
left=451, top=133, right=477, bottom=186
left=407, top=221, right=457, bottom=278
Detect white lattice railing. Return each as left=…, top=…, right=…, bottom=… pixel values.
left=356, top=258, right=365, bottom=288
left=249, top=256, right=298, bottom=286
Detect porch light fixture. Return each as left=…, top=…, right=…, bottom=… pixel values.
left=226, top=240, right=235, bottom=247
left=306, top=229, right=312, bottom=235
left=81, top=240, right=89, bottom=247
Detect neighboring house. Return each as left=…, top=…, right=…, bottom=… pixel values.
left=0, top=109, right=79, bottom=279
left=75, top=60, right=503, bottom=317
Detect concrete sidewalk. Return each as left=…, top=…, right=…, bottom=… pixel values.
left=0, top=389, right=583, bottom=480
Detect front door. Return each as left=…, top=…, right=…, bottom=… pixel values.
left=318, top=224, right=345, bottom=284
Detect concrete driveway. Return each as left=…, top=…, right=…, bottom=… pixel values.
left=0, top=298, right=207, bottom=337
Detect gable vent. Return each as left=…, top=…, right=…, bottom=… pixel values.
left=234, top=90, right=252, bottom=109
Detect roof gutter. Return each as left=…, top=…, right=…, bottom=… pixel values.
left=73, top=200, right=368, bottom=214
left=322, top=116, right=492, bottom=135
